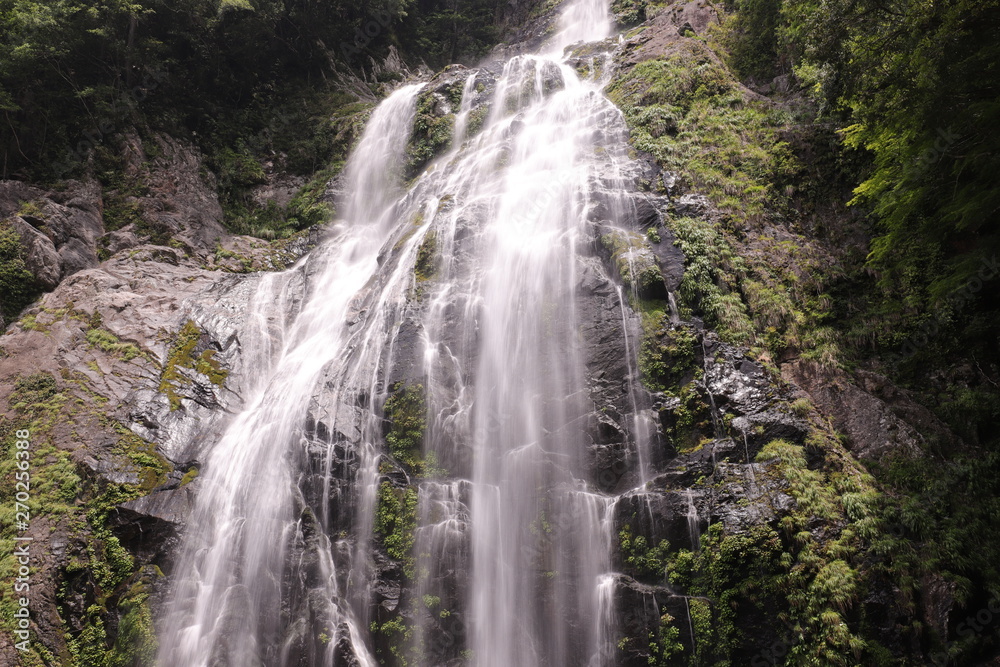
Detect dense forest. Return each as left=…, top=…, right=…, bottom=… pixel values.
left=0, top=0, right=510, bottom=178
left=1, top=0, right=999, bottom=664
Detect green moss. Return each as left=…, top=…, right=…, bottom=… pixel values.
left=601, top=229, right=664, bottom=295
left=0, top=219, right=43, bottom=326
left=86, top=328, right=141, bottom=361
left=159, top=320, right=228, bottom=410
left=406, top=92, right=455, bottom=179
left=414, top=231, right=437, bottom=282
left=0, top=373, right=123, bottom=658
left=637, top=302, right=697, bottom=393
left=17, top=200, right=45, bottom=220
left=179, top=467, right=199, bottom=486
left=665, top=382, right=714, bottom=451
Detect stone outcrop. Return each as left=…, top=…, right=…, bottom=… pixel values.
left=783, top=360, right=930, bottom=462
left=0, top=179, right=104, bottom=289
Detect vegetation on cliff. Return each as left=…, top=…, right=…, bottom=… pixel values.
left=609, top=0, right=1000, bottom=662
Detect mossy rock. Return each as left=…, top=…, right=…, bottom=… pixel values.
left=601, top=228, right=666, bottom=298
left=0, top=219, right=43, bottom=326
left=406, top=92, right=455, bottom=179
left=159, top=320, right=228, bottom=410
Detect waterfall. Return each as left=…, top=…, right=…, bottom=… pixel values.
left=156, top=0, right=676, bottom=665
left=157, top=84, right=423, bottom=667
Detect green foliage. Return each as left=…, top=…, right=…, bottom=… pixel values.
left=607, top=45, right=797, bottom=222
left=716, top=0, right=782, bottom=80
left=211, top=98, right=368, bottom=239
left=757, top=438, right=839, bottom=520
left=372, top=614, right=413, bottom=667
left=383, top=383, right=431, bottom=473
left=780, top=0, right=1000, bottom=305
left=0, top=0, right=514, bottom=185
left=637, top=304, right=697, bottom=393
left=375, top=481, right=418, bottom=578
left=646, top=612, right=684, bottom=665
left=406, top=0, right=501, bottom=66
left=867, top=450, right=1000, bottom=617
left=109, top=588, right=159, bottom=667
left=406, top=92, right=455, bottom=179
left=212, top=147, right=267, bottom=192
left=610, top=0, right=648, bottom=27
left=666, top=216, right=753, bottom=344
left=669, top=382, right=715, bottom=453
left=0, top=220, right=42, bottom=326
left=619, top=524, right=670, bottom=581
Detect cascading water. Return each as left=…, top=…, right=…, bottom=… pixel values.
left=157, top=85, right=424, bottom=667
left=157, top=0, right=693, bottom=664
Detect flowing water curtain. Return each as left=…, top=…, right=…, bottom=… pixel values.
left=153, top=0, right=675, bottom=664
left=403, top=2, right=634, bottom=664
left=156, top=85, right=424, bottom=667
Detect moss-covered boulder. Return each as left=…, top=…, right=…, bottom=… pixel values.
left=601, top=227, right=668, bottom=298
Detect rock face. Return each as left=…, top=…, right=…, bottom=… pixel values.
left=0, top=138, right=318, bottom=663
left=118, top=132, right=228, bottom=252
left=0, top=132, right=231, bottom=332
left=783, top=360, right=928, bottom=462
left=0, top=179, right=104, bottom=289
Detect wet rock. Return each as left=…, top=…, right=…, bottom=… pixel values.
left=920, top=573, right=957, bottom=641
left=613, top=490, right=705, bottom=553
left=646, top=225, right=685, bottom=292
left=674, top=193, right=711, bottom=218
left=599, top=225, right=668, bottom=299
left=710, top=461, right=796, bottom=533
left=661, top=170, right=679, bottom=194
left=112, top=482, right=197, bottom=563
left=611, top=574, right=700, bottom=663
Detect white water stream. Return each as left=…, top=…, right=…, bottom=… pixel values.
left=156, top=0, right=670, bottom=665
